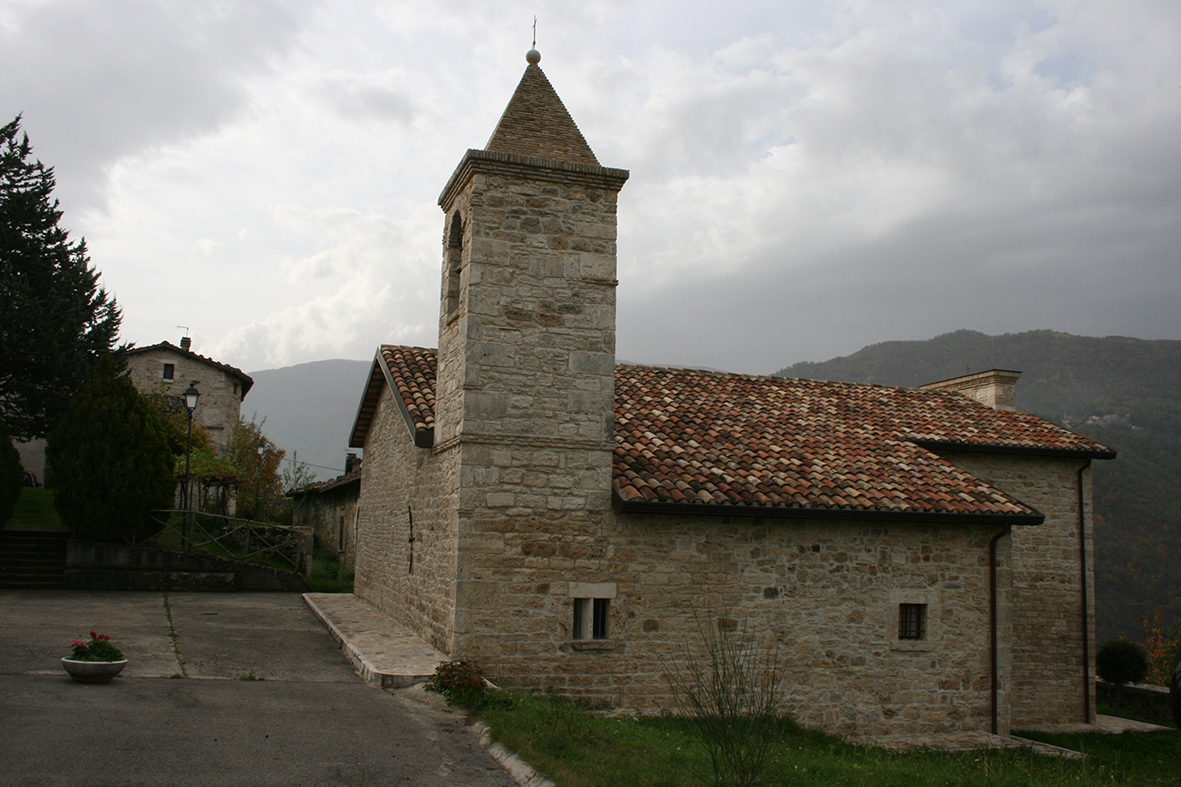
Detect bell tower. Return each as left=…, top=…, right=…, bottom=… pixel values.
left=435, top=50, right=628, bottom=466
left=434, top=50, right=628, bottom=654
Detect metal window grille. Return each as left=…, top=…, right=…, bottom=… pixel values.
left=899, top=603, right=926, bottom=641
left=592, top=598, right=609, bottom=639
left=573, top=598, right=609, bottom=640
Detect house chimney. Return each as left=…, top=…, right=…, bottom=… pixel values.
left=921, top=369, right=1021, bottom=411
left=180, top=336, right=192, bottom=352
left=345, top=453, right=361, bottom=474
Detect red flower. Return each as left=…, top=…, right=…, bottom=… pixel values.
left=89, top=631, right=97, bottom=639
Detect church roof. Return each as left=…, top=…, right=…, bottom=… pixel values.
left=484, top=62, right=600, bottom=166
left=351, top=346, right=1115, bottom=522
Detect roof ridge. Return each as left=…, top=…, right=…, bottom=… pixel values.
left=127, top=340, right=253, bottom=391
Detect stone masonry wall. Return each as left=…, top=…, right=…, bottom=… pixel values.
left=436, top=169, right=619, bottom=453
left=451, top=510, right=1007, bottom=737
left=354, top=388, right=460, bottom=652
left=436, top=163, right=625, bottom=667
left=293, top=484, right=359, bottom=564
left=126, top=348, right=244, bottom=450
left=939, top=451, right=1094, bottom=727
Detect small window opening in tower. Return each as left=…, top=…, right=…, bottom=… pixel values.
left=444, top=213, right=464, bottom=317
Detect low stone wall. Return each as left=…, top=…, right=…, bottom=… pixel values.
left=65, top=540, right=309, bottom=592
left=1096, top=681, right=1175, bottom=727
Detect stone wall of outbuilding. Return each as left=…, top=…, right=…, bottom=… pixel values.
left=126, top=347, right=245, bottom=450
left=937, top=451, right=1095, bottom=728
left=354, top=388, right=460, bottom=652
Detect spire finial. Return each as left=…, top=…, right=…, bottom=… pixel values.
left=526, top=17, right=540, bottom=64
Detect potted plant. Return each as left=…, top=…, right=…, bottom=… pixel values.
left=61, top=632, right=127, bottom=683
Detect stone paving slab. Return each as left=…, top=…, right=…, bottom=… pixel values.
left=303, top=593, right=448, bottom=689
left=850, top=714, right=1172, bottom=757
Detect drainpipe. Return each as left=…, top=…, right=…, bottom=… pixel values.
left=1077, top=460, right=1093, bottom=724
left=989, top=524, right=1011, bottom=735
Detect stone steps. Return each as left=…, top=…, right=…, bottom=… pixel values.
left=0, top=528, right=69, bottom=589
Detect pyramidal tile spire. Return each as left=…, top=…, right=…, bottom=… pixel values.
left=484, top=53, right=601, bottom=167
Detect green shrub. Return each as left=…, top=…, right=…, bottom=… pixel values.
left=665, top=610, right=789, bottom=787
left=0, top=419, right=22, bottom=528
left=47, top=354, right=174, bottom=542
left=425, top=660, right=488, bottom=707
left=1097, top=639, right=1150, bottom=685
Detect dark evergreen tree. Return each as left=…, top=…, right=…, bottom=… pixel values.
left=0, top=115, right=122, bottom=441
left=47, top=355, right=174, bottom=542
left=0, top=419, right=22, bottom=527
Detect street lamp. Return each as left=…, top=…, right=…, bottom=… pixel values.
left=254, top=439, right=266, bottom=512
left=182, top=382, right=200, bottom=548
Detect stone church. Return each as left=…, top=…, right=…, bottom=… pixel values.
left=348, top=50, right=1115, bottom=737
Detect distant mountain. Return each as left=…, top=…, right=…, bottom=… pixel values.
left=776, top=329, right=1181, bottom=644
left=243, top=359, right=371, bottom=482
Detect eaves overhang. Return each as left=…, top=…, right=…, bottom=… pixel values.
left=910, top=438, right=1117, bottom=461
left=611, top=486, right=1046, bottom=526
left=348, top=347, right=434, bottom=450
left=438, top=149, right=629, bottom=213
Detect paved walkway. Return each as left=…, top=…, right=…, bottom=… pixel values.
left=0, top=590, right=520, bottom=787
left=303, top=593, right=448, bottom=688
left=304, top=592, right=1173, bottom=762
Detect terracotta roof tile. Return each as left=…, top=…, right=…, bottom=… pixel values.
left=361, top=348, right=1114, bottom=521
left=127, top=341, right=254, bottom=397
left=381, top=345, right=436, bottom=441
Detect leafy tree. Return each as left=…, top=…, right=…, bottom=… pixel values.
left=143, top=384, right=213, bottom=457
left=227, top=417, right=285, bottom=520
left=0, top=115, right=123, bottom=441
left=0, top=418, right=22, bottom=527
left=47, top=355, right=174, bottom=542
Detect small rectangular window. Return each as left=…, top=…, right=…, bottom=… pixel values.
left=573, top=597, right=609, bottom=640
left=163, top=363, right=175, bottom=381
left=899, top=603, right=927, bottom=641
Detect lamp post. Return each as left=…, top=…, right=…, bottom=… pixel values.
left=182, top=382, right=200, bottom=549
left=254, top=439, right=266, bottom=513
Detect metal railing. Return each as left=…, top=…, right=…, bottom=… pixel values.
left=150, top=510, right=314, bottom=574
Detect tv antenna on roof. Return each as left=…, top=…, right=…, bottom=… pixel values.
left=177, top=325, right=190, bottom=336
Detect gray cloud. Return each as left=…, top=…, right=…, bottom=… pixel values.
left=0, top=0, right=312, bottom=211
left=4, top=0, right=1178, bottom=378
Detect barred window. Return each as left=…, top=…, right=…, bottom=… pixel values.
left=899, top=603, right=927, bottom=641
left=573, top=597, right=609, bottom=640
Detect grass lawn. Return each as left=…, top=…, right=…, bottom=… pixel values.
left=6, top=488, right=64, bottom=529
left=465, top=690, right=1181, bottom=787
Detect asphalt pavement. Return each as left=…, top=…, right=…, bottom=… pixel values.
left=0, top=590, right=520, bottom=787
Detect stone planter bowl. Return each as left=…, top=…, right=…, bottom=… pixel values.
left=61, top=658, right=127, bottom=683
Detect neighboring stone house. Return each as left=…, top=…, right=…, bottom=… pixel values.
left=289, top=454, right=362, bottom=562
left=348, top=51, right=1116, bottom=737
left=126, top=337, right=253, bottom=450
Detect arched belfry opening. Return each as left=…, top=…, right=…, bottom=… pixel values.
left=443, top=211, right=463, bottom=320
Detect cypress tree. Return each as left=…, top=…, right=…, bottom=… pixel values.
left=47, top=355, right=174, bottom=542
left=0, top=419, right=22, bottom=527
left=0, top=115, right=122, bottom=441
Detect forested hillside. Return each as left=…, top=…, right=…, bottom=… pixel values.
left=775, top=330, right=1181, bottom=644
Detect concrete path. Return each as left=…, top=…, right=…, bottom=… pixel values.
left=0, top=590, right=519, bottom=787
left=303, top=593, right=447, bottom=689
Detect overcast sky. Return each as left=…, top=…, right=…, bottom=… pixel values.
left=4, top=0, right=1179, bottom=377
